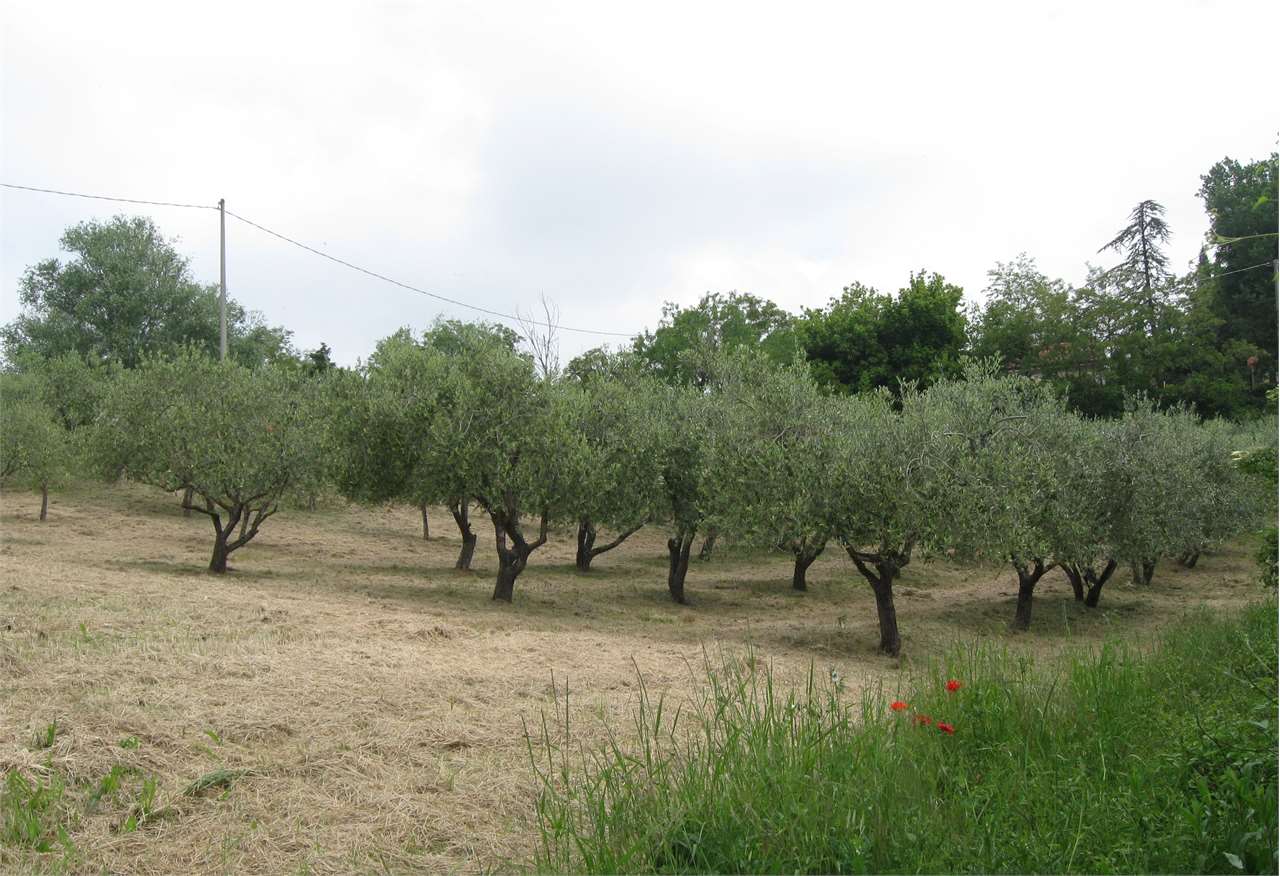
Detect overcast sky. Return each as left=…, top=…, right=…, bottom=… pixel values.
left=2, top=1, right=1276, bottom=365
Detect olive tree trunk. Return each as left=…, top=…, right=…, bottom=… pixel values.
left=486, top=499, right=548, bottom=603
left=575, top=518, right=644, bottom=572
left=1010, top=557, right=1055, bottom=631
left=667, top=528, right=696, bottom=604
left=1177, top=550, right=1201, bottom=569
left=845, top=541, right=913, bottom=657
left=1083, top=560, right=1118, bottom=608
left=1130, top=558, right=1156, bottom=585
left=1063, top=565, right=1085, bottom=601
left=420, top=501, right=430, bottom=540
left=39, top=483, right=48, bottom=522
left=788, top=537, right=827, bottom=591
left=188, top=496, right=278, bottom=574
left=450, top=499, right=477, bottom=570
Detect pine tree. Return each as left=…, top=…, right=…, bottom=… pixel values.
left=1099, top=199, right=1172, bottom=305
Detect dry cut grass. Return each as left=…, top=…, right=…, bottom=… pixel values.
left=0, top=482, right=1265, bottom=873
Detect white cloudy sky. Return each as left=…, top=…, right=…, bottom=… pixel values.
left=2, top=1, right=1275, bottom=364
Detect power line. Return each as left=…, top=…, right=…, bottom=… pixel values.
left=8, top=178, right=1271, bottom=337
left=224, top=209, right=634, bottom=338
left=1, top=182, right=216, bottom=211
left=2, top=180, right=635, bottom=338
left=1207, top=260, right=1275, bottom=279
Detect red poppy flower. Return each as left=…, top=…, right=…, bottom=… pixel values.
left=890, top=700, right=909, bottom=712
left=937, top=722, right=955, bottom=735
left=945, top=679, right=962, bottom=693
left=914, top=714, right=932, bottom=726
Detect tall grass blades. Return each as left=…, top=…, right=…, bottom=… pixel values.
left=529, top=601, right=1279, bottom=874
left=1, top=770, right=74, bottom=856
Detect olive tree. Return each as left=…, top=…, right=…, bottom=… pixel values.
left=417, top=320, right=524, bottom=562
left=424, top=340, right=588, bottom=601
left=93, top=351, right=323, bottom=572
left=652, top=383, right=715, bottom=604
left=565, top=371, right=666, bottom=572
left=1051, top=415, right=1142, bottom=608
left=1169, top=416, right=1263, bottom=569
left=704, top=351, right=836, bottom=591
left=325, top=332, right=484, bottom=569
left=1, top=354, right=112, bottom=519
left=0, top=396, right=73, bottom=520
left=1101, top=402, right=1205, bottom=590
left=987, top=405, right=1194, bottom=609
left=825, top=390, right=935, bottom=656
left=916, top=362, right=1076, bottom=629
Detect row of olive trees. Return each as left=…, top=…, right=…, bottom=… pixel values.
left=313, top=327, right=1265, bottom=654
left=2, top=329, right=1268, bottom=656
left=710, top=354, right=1267, bottom=652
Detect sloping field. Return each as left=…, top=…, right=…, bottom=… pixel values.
left=0, top=483, right=1264, bottom=873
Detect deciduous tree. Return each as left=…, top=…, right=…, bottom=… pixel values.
left=799, top=272, right=966, bottom=395
left=2, top=216, right=292, bottom=368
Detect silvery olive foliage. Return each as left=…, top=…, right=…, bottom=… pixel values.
left=653, top=382, right=717, bottom=604
left=424, top=338, right=591, bottom=602
left=703, top=350, right=837, bottom=591
left=92, top=351, right=325, bottom=572
left=564, top=368, right=668, bottom=571
left=910, top=361, right=1075, bottom=629
left=822, top=388, right=934, bottom=656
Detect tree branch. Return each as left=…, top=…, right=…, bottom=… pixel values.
left=589, top=524, right=643, bottom=557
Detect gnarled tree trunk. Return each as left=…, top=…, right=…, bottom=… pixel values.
left=845, top=540, right=913, bottom=657
left=576, top=519, right=597, bottom=571
left=189, top=497, right=278, bottom=574
left=576, top=518, right=643, bottom=572
left=1083, top=559, right=1118, bottom=608
left=420, top=501, right=430, bottom=540
left=1063, top=565, right=1085, bottom=601
left=667, top=528, right=696, bottom=604
left=210, top=528, right=232, bottom=573
left=1177, top=550, right=1200, bottom=569
left=182, top=485, right=194, bottom=518
left=486, top=500, right=548, bottom=602
left=788, top=537, right=827, bottom=591
left=39, top=483, right=48, bottom=522
left=1011, top=557, right=1055, bottom=631
left=1130, top=558, right=1156, bottom=585
left=450, top=499, right=476, bottom=570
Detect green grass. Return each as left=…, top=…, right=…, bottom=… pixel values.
left=1, top=770, right=74, bottom=855
left=529, top=600, right=1279, bottom=874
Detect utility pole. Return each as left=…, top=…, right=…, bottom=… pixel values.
left=219, top=197, right=227, bottom=361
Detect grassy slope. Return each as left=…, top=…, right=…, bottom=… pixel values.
left=532, top=601, right=1279, bottom=874
left=0, top=481, right=1271, bottom=873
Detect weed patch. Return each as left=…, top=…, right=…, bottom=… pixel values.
left=530, top=600, right=1280, bottom=874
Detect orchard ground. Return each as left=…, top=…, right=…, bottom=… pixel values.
left=0, top=482, right=1267, bottom=874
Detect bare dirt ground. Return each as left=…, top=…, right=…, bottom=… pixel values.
left=0, top=483, right=1266, bottom=874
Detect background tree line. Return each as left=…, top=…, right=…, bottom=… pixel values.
left=620, top=154, right=1277, bottom=420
